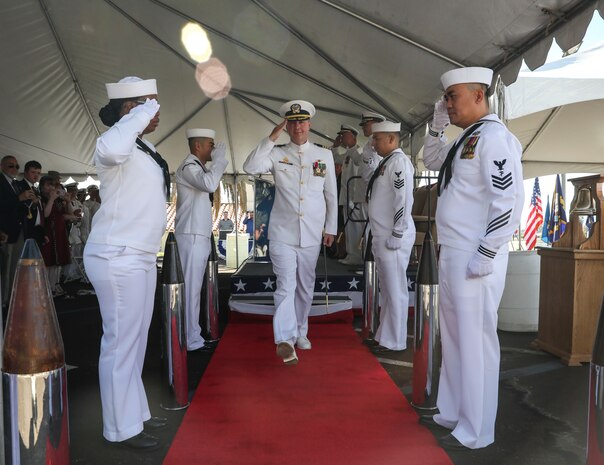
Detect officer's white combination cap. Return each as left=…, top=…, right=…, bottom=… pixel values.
left=359, top=112, right=386, bottom=126
left=372, top=121, right=401, bottom=133
left=186, top=128, right=216, bottom=139
left=337, top=124, right=359, bottom=136
left=279, top=100, right=316, bottom=120
left=440, top=67, right=493, bottom=90
left=106, top=76, right=157, bottom=99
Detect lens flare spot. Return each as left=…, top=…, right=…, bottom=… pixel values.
left=195, top=58, right=231, bottom=100
left=181, top=23, right=212, bottom=63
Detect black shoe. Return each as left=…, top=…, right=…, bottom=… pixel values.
left=439, top=433, right=470, bottom=451
left=371, top=344, right=405, bottom=354
left=362, top=338, right=378, bottom=347
left=419, top=415, right=452, bottom=431
left=111, top=432, right=160, bottom=451
left=144, top=416, right=168, bottom=430
left=188, top=344, right=214, bottom=352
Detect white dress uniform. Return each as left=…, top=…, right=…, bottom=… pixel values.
left=339, top=146, right=366, bottom=264
left=243, top=137, right=338, bottom=345
left=84, top=108, right=167, bottom=442
left=423, top=113, right=524, bottom=448
left=175, top=152, right=227, bottom=350
left=367, top=148, right=416, bottom=350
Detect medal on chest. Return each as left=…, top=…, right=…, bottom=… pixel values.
left=312, top=160, right=326, bottom=177
left=460, top=133, right=480, bottom=159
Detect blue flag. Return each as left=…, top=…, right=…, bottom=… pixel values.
left=547, top=175, right=567, bottom=243
left=541, top=195, right=550, bottom=244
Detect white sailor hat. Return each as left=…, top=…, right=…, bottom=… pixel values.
left=359, top=112, right=386, bottom=126
left=105, top=76, right=157, bottom=100
left=440, top=67, right=493, bottom=90
left=186, top=128, right=216, bottom=139
left=337, top=124, right=359, bottom=136
left=372, top=121, right=401, bottom=133
left=279, top=100, right=316, bottom=121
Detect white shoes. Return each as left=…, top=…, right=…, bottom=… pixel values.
left=296, top=336, right=312, bottom=350
left=276, top=341, right=298, bottom=365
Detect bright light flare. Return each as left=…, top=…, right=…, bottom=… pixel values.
left=195, top=58, right=231, bottom=100
left=181, top=22, right=212, bottom=63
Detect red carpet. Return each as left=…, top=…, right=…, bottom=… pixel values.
left=163, top=322, right=453, bottom=465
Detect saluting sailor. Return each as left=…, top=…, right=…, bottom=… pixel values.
left=366, top=121, right=415, bottom=352
left=422, top=67, right=524, bottom=450
left=84, top=76, right=170, bottom=450
left=335, top=124, right=365, bottom=266
left=357, top=112, right=386, bottom=184
left=175, top=129, right=228, bottom=351
left=243, top=100, right=338, bottom=365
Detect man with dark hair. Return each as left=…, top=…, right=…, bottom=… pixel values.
left=17, top=160, right=45, bottom=246
left=422, top=67, right=524, bottom=450
left=175, top=128, right=227, bottom=351
left=0, top=155, right=38, bottom=305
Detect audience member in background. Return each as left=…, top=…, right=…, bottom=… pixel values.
left=85, top=184, right=101, bottom=220
left=39, top=176, right=75, bottom=297
left=17, top=160, right=46, bottom=247
left=0, top=155, right=37, bottom=306
left=76, top=188, right=91, bottom=244
left=218, top=211, right=234, bottom=240
left=62, top=183, right=85, bottom=282
left=242, top=210, right=255, bottom=255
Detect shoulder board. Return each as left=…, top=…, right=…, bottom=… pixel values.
left=276, top=144, right=286, bottom=147
left=314, top=143, right=326, bottom=148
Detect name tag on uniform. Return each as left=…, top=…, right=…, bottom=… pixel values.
left=312, top=160, right=327, bottom=177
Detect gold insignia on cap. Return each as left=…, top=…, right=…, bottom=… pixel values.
left=291, top=103, right=301, bottom=114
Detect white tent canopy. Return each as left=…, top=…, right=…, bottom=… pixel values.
left=506, top=42, right=604, bottom=178
left=1, top=0, right=603, bottom=178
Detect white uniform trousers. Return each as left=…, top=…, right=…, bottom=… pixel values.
left=372, top=234, right=414, bottom=350
left=344, top=203, right=366, bottom=263
left=175, top=233, right=211, bottom=350
left=83, top=243, right=156, bottom=442
left=434, top=245, right=508, bottom=449
left=269, top=240, right=321, bottom=345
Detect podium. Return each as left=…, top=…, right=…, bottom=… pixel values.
left=536, top=175, right=604, bottom=365
left=226, top=233, right=249, bottom=269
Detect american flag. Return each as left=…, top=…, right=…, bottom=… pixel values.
left=524, top=178, right=543, bottom=250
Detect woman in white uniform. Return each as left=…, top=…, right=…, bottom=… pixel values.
left=83, top=76, right=169, bottom=450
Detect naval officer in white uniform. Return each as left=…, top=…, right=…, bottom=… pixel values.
left=175, top=128, right=228, bottom=350
left=84, top=76, right=169, bottom=450
left=243, top=100, right=338, bottom=365
left=422, top=67, right=524, bottom=450
left=358, top=112, right=386, bottom=184
left=335, top=125, right=365, bottom=266
left=366, top=121, right=415, bottom=352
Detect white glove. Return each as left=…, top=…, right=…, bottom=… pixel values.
left=211, top=142, right=227, bottom=162
left=466, top=252, right=494, bottom=279
left=430, top=99, right=450, bottom=133
left=386, top=235, right=402, bottom=250
left=130, top=98, right=160, bottom=119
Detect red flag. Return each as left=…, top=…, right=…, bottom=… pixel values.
left=524, top=178, right=543, bottom=250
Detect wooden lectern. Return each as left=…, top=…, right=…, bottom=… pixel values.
left=536, top=175, right=604, bottom=365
